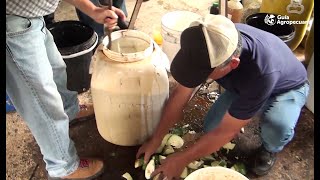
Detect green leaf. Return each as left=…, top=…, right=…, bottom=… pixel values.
left=142, top=163, right=147, bottom=170
left=231, top=162, right=247, bottom=175
left=154, top=155, right=160, bottom=166
left=170, top=126, right=189, bottom=137
left=218, top=160, right=227, bottom=167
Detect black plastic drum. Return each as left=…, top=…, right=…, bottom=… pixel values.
left=47, top=21, right=98, bottom=93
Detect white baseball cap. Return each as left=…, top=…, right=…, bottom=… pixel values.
left=190, top=14, right=240, bottom=68
left=170, top=14, right=241, bottom=88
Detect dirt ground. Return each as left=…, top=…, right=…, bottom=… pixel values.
left=6, top=0, right=314, bottom=180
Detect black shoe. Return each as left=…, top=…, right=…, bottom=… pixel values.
left=251, top=146, right=277, bottom=176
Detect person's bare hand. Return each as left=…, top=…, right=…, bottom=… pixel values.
left=91, top=6, right=126, bottom=30
left=151, top=152, right=189, bottom=180
left=136, top=137, right=162, bottom=164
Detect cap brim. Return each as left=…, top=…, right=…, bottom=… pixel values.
left=170, top=49, right=213, bottom=88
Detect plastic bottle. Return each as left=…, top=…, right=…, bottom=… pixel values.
left=210, top=2, right=220, bottom=15
left=152, top=24, right=163, bottom=45
left=228, top=0, right=244, bottom=23
left=260, top=0, right=314, bottom=51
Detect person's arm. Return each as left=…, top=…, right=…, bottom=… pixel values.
left=64, top=0, right=126, bottom=28
left=136, top=84, right=194, bottom=162
left=64, top=0, right=97, bottom=17
left=152, top=84, right=194, bottom=140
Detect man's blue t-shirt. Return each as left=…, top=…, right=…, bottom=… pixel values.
left=216, top=24, right=307, bottom=120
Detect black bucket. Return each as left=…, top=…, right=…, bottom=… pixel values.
left=47, top=21, right=98, bottom=93
left=245, top=13, right=295, bottom=46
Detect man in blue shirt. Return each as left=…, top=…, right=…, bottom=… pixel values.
left=137, top=14, right=309, bottom=179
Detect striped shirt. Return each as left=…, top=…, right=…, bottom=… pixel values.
left=6, top=0, right=60, bottom=18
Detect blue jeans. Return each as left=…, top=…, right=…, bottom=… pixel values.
left=203, top=82, right=309, bottom=153
left=6, top=15, right=80, bottom=177
left=76, top=0, right=128, bottom=41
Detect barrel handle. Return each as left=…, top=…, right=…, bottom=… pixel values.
left=152, top=40, right=170, bottom=72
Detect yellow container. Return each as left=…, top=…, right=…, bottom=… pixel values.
left=260, top=0, right=314, bottom=50
left=152, top=24, right=163, bottom=45
left=91, top=30, right=169, bottom=146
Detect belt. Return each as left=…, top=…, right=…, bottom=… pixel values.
left=293, top=80, right=309, bottom=90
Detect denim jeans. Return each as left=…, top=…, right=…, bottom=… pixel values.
left=203, top=82, right=309, bottom=153
left=76, top=0, right=128, bottom=41
left=6, top=15, right=80, bottom=177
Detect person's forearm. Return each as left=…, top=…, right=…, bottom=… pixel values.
left=152, top=85, right=193, bottom=140
left=64, top=0, right=97, bottom=18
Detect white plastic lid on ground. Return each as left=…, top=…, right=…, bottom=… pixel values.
left=185, top=166, right=249, bottom=180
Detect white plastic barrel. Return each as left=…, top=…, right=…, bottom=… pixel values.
left=90, top=30, right=169, bottom=146
left=161, top=11, right=201, bottom=66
